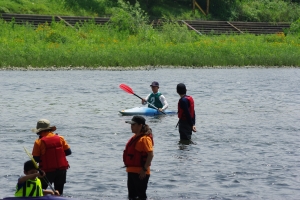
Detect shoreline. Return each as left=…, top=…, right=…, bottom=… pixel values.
left=0, top=65, right=299, bottom=71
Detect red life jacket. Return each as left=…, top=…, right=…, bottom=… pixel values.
left=123, top=134, right=154, bottom=167
left=40, top=135, right=69, bottom=172
left=178, top=95, right=195, bottom=120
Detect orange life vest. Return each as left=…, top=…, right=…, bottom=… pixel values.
left=40, top=135, right=69, bottom=172
left=123, top=134, right=154, bottom=167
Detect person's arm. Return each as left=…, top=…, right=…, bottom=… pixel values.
left=32, top=140, right=41, bottom=163
left=143, top=151, right=154, bottom=170
left=18, top=173, right=40, bottom=184
left=137, top=136, right=154, bottom=179
left=33, top=156, right=40, bottom=163
left=64, top=148, right=72, bottom=156
left=142, top=94, right=150, bottom=105
left=139, top=151, right=154, bottom=179
left=159, top=95, right=168, bottom=110
left=60, top=136, right=71, bottom=156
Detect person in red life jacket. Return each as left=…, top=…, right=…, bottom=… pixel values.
left=123, top=116, right=154, bottom=200
left=31, top=119, right=72, bottom=195
left=177, top=83, right=196, bottom=140
left=15, top=160, right=60, bottom=197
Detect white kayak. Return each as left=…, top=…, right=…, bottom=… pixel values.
left=119, top=107, right=177, bottom=116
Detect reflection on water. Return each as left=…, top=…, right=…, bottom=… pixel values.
left=0, top=68, right=300, bottom=199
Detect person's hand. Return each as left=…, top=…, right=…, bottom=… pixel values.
left=158, top=108, right=162, bottom=112
left=192, top=126, right=197, bottom=132
left=37, top=170, right=46, bottom=178
left=53, top=190, right=60, bottom=196
left=142, top=98, right=146, bottom=104
left=139, top=169, right=146, bottom=180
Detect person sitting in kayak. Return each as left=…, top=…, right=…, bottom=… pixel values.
left=141, top=81, right=169, bottom=112
left=15, top=160, right=60, bottom=197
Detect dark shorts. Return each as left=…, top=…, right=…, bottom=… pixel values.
left=41, top=169, right=67, bottom=194
left=179, top=120, right=192, bottom=140
left=127, top=172, right=150, bottom=200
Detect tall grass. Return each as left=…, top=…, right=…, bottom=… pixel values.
left=0, top=0, right=299, bottom=68
left=0, top=0, right=110, bottom=16
left=1, top=0, right=300, bottom=22
left=0, top=18, right=299, bottom=68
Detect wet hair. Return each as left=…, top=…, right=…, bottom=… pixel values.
left=24, top=160, right=36, bottom=172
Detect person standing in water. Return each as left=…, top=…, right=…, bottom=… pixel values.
left=177, top=83, right=196, bottom=140
left=31, top=119, right=71, bottom=195
left=142, top=81, right=169, bottom=112
left=123, top=116, right=154, bottom=200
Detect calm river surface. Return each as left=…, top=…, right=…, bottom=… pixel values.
left=0, top=68, right=299, bottom=199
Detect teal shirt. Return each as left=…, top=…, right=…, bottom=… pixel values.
left=147, top=92, right=163, bottom=109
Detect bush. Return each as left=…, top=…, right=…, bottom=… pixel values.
left=109, top=0, right=150, bottom=34
left=287, top=18, right=300, bottom=35
left=237, top=0, right=300, bottom=22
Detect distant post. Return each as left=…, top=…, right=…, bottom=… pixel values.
left=206, top=0, right=209, bottom=14
left=192, top=0, right=209, bottom=16
left=193, top=0, right=195, bottom=15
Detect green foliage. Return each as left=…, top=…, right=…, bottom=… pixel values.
left=0, top=0, right=109, bottom=16
left=287, top=18, right=300, bottom=35
left=263, top=33, right=286, bottom=43
left=1, top=0, right=300, bottom=22
left=160, top=19, right=199, bottom=43
left=237, top=0, right=300, bottom=22
left=58, top=0, right=106, bottom=16
left=109, top=0, right=150, bottom=34
left=209, top=0, right=237, bottom=20
left=0, top=19, right=299, bottom=68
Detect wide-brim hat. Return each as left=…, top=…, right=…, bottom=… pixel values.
left=31, top=119, right=56, bottom=133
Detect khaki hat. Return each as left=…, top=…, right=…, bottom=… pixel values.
left=31, top=119, right=56, bottom=133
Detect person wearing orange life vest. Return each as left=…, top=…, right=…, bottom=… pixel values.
left=177, top=83, right=196, bottom=140
left=123, top=116, right=154, bottom=200
left=31, top=119, right=72, bottom=195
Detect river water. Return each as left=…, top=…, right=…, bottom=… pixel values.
left=0, top=68, right=299, bottom=199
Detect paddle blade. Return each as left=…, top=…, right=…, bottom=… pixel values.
left=119, top=84, right=134, bottom=94
left=24, top=147, right=39, bottom=169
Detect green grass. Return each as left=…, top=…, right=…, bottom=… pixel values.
left=1, top=20, right=299, bottom=68
left=1, top=0, right=299, bottom=21
left=0, top=0, right=110, bottom=17
left=0, top=0, right=299, bottom=68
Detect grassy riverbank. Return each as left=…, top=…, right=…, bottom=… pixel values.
left=1, top=0, right=300, bottom=22
left=1, top=18, right=299, bottom=68
left=1, top=0, right=300, bottom=68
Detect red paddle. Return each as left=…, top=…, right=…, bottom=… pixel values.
left=119, top=83, right=166, bottom=115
